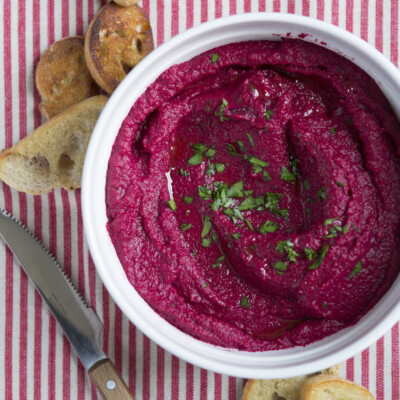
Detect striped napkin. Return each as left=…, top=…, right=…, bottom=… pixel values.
left=0, top=1, right=399, bottom=399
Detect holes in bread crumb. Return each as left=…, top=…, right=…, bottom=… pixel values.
left=132, top=37, right=143, bottom=54
left=30, top=155, right=50, bottom=170
left=58, top=153, right=75, bottom=172
left=120, top=60, right=132, bottom=75
left=272, top=393, right=286, bottom=400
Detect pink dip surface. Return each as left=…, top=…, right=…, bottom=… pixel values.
left=106, top=39, right=400, bottom=351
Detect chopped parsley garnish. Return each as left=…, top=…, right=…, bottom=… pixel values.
left=227, top=181, right=244, bottom=197
left=202, top=237, right=211, bottom=247
left=206, top=162, right=216, bottom=176
left=324, top=217, right=339, bottom=226
left=240, top=295, right=251, bottom=309
left=212, top=232, right=218, bottom=242
left=167, top=199, right=176, bottom=211
left=343, top=224, right=350, bottom=234
left=259, top=220, right=280, bottom=234
left=212, top=255, right=225, bottom=269
left=202, top=282, right=209, bottom=288
left=330, top=127, right=336, bottom=135
left=183, top=196, right=193, bottom=205
left=179, top=168, right=189, bottom=177
left=324, top=226, right=338, bottom=238
left=336, top=181, right=344, bottom=188
left=187, top=152, right=203, bottom=166
left=275, top=240, right=299, bottom=262
left=304, top=247, right=318, bottom=260
left=215, top=98, right=228, bottom=122
left=303, top=180, right=310, bottom=190
left=351, top=222, right=359, bottom=232
left=263, top=170, right=272, bottom=181
left=245, top=218, right=254, bottom=231
left=238, top=196, right=258, bottom=211
left=246, top=133, right=255, bottom=148
left=236, top=140, right=246, bottom=152
left=265, top=109, right=273, bottom=120
left=215, top=163, right=225, bottom=173
left=181, top=223, right=192, bottom=231
left=227, top=143, right=240, bottom=156
left=232, top=233, right=241, bottom=240
left=249, top=83, right=255, bottom=92
left=211, top=53, right=220, bottom=63
left=281, top=166, right=296, bottom=182
left=318, top=187, right=327, bottom=201
left=191, top=143, right=207, bottom=153
left=265, top=125, right=269, bottom=132
left=198, top=185, right=212, bottom=200
left=205, top=147, right=216, bottom=158
left=273, top=261, right=287, bottom=274
left=308, top=245, right=329, bottom=270
left=249, top=156, right=269, bottom=168
left=348, top=261, right=362, bottom=279
left=201, top=215, right=212, bottom=238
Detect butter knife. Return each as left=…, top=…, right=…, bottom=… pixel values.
left=0, top=208, right=134, bottom=400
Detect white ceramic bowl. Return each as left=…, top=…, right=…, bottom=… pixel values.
left=82, top=13, right=400, bottom=378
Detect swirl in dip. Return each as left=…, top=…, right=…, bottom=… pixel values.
left=106, top=39, right=400, bottom=351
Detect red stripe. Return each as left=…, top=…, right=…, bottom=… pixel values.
left=360, top=0, right=369, bottom=41
left=375, top=0, right=383, bottom=52
left=128, top=324, right=137, bottom=398
left=157, top=346, right=165, bottom=399
left=76, top=0, right=83, bottom=36
left=114, top=306, right=123, bottom=372
left=186, top=0, right=194, bottom=28
left=390, top=0, right=399, bottom=66
left=273, top=0, right=280, bottom=13
left=142, top=335, right=151, bottom=400
left=345, top=0, right=353, bottom=32
left=376, top=336, right=385, bottom=400
left=214, top=373, right=222, bottom=400
left=186, top=363, right=194, bottom=399
left=288, top=0, right=295, bottom=14
left=157, top=0, right=164, bottom=46
left=142, top=0, right=150, bottom=17
left=88, top=255, right=97, bottom=322
left=3, top=0, right=12, bottom=149
left=201, top=0, right=208, bottom=23
left=62, top=0, right=69, bottom=38
left=171, top=355, right=180, bottom=399
left=302, top=0, right=310, bottom=16
left=200, top=369, right=208, bottom=398
left=244, top=0, right=251, bottom=13
left=331, top=0, right=339, bottom=26
left=88, top=0, right=94, bottom=21
left=171, top=0, right=179, bottom=37
left=47, top=192, right=58, bottom=399
left=47, top=0, right=54, bottom=45
left=346, top=357, right=354, bottom=381
left=215, top=0, right=222, bottom=18
left=229, top=376, right=236, bottom=400
left=392, top=324, right=399, bottom=398
left=361, top=348, right=370, bottom=389
left=102, top=286, right=110, bottom=354
left=317, top=0, right=324, bottom=20
left=229, top=0, right=237, bottom=15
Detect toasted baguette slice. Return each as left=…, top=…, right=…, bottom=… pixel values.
left=241, top=366, right=340, bottom=400
left=36, top=36, right=100, bottom=119
left=0, top=95, right=107, bottom=195
left=113, top=0, right=140, bottom=6
left=85, top=2, right=154, bottom=94
left=300, top=376, right=374, bottom=400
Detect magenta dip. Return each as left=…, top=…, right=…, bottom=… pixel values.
left=106, top=39, right=400, bottom=351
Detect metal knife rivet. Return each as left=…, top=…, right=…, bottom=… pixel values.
left=106, top=380, right=116, bottom=390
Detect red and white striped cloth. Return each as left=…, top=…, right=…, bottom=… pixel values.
left=0, top=1, right=399, bottom=399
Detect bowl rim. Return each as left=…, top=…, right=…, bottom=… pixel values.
left=82, top=12, right=400, bottom=378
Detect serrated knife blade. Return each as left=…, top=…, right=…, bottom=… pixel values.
left=0, top=208, right=134, bottom=400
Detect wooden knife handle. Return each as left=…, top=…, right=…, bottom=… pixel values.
left=88, top=358, right=134, bottom=400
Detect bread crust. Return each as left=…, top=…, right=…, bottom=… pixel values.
left=84, top=2, right=154, bottom=94
left=0, top=95, right=107, bottom=195
left=35, top=36, right=100, bottom=119
left=299, top=375, right=375, bottom=400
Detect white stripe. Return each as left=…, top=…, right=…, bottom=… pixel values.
left=0, top=0, right=5, bottom=150
left=208, top=0, right=216, bottom=22
left=121, top=314, right=131, bottom=396
left=179, top=0, right=187, bottom=33
left=40, top=295, right=50, bottom=400
left=134, top=330, right=144, bottom=399
left=337, top=0, right=347, bottom=28
left=68, top=0, right=76, bottom=37
left=367, top=0, right=376, bottom=46
left=148, top=339, right=158, bottom=399
left=192, top=365, right=201, bottom=400
left=353, top=350, right=362, bottom=386
left=164, top=349, right=172, bottom=398
left=382, top=0, right=390, bottom=60
left=353, top=0, right=362, bottom=38
left=308, top=0, right=318, bottom=19
left=384, top=330, right=392, bottom=400
left=369, top=340, right=377, bottom=398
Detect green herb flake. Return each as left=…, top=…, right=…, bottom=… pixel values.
left=348, top=261, right=362, bottom=279
left=281, top=166, right=296, bottom=182
left=336, top=181, right=344, bottom=188
left=343, top=224, right=350, bottom=234
left=215, top=163, right=225, bottom=173
left=259, top=220, right=280, bottom=234
left=275, top=240, right=299, bottom=262
left=265, top=109, right=273, bottom=120
left=191, top=143, right=207, bottom=153
left=240, top=295, right=251, bottom=309
left=167, top=198, right=176, bottom=211
left=322, top=302, right=327, bottom=308
left=183, top=196, right=193, bottom=205
left=308, top=244, right=329, bottom=270
left=201, top=215, right=212, bottom=238
left=238, top=196, right=257, bottom=211
left=263, top=171, right=272, bottom=181
left=187, top=152, right=203, bottom=166
left=202, top=282, right=209, bottom=288
left=179, top=168, right=190, bottom=177
left=212, top=254, right=225, bottom=269
left=330, top=127, right=336, bottom=135
left=273, top=261, right=287, bottom=272
left=265, top=125, right=269, bottom=132
left=249, top=156, right=269, bottom=168
left=202, top=237, right=211, bottom=247
left=246, top=133, right=255, bottom=148
left=227, top=181, right=244, bottom=198
left=351, top=222, right=359, bottom=232
left=211, top=53, right=220, bottom=63
left=318, top=186, right=327, bottom=201
left=245, top=218, right=254, bottom=231
left=181, top=223, right=192, bottom=231
left=198, top=185, right=212, bottom=200
left=232, top=233, right=241, bottom=240
left=324, top=217, right=339, bottom=226
left=211, top=232, right=218, bottom=242
left=215, top=98, right=229, bottom=122
left=249, top=83, right=255, bottom=92
left=304, top=247, right=318, bottom=260
left=303, top=180, right=310, bottom=190
left=227, top=143, right=240, bottom=156
left=205, top=147, right=216, bottom=158
left=236, top=140, right=246, bottom=152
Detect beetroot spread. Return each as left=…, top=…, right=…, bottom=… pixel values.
left=106, top=39, right=400, bottom=351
